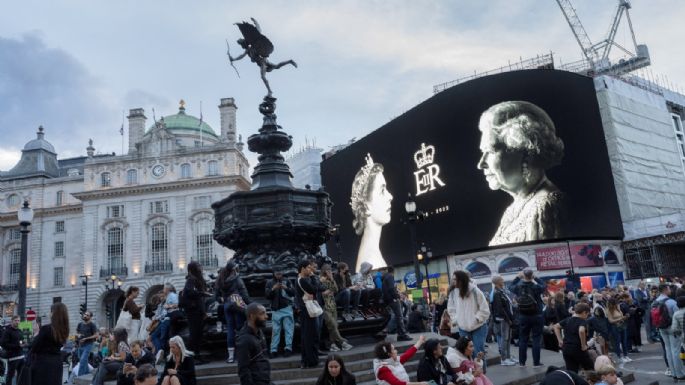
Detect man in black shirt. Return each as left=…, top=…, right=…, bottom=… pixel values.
left=75, top=310, right=98, bottom=376
left=0, top=315, right=25, bottom=385
left=236, top=303, right=271, bottom=385
left=553, top=302, right=594, bottom=373
left=264, top=271, right=295, bottom=357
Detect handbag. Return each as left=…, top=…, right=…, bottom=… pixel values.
left=115, top=309, right=132, bottom=330
left=147, top=319, right=160, bottom=333
left=228, top=293, right=247, bottom=312
left=297, top=278, right=323, bottom=318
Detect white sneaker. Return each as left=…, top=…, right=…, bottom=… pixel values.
left=329, top=345, right=341, bottom=352
left=665, top=369, right=672, bottom=376
left=501, top=359, right=516, bottom=366
left=623, top=356, right=632, bottom=362
left=341, top=341, right=353, bottom=351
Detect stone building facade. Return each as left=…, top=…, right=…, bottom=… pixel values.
left=0, top=99, right=249, bottom=330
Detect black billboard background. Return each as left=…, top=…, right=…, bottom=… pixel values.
left=321, top=70, right=624, bottom=271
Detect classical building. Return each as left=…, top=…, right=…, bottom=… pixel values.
left=0, top=99, right=249, bottom=329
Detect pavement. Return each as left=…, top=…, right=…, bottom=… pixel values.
left=617, top=341, right=667, bottom=385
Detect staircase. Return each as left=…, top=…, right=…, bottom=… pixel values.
left=74, top=332, right=649, bottom=385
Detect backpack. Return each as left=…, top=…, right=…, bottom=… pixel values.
left=651, top=298, right=672, bottom=329
left=517, top=283, right=539, bottom=316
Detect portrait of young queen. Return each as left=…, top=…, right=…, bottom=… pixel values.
left=350, top=154, right=393, bottom=272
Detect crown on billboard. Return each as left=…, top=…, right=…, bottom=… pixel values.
left=414, top=143, right=435, bottom=169
left=350, top=153, right=375, bottom=208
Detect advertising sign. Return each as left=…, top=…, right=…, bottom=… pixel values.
left=321, top=70, right=623, bottom=272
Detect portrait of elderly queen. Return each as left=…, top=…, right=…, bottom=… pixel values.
left=477, top=101, right=565, bottom=246
left=350, top=154, right=393, bottom=272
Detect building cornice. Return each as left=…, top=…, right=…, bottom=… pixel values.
left=72, top=176, right=250, bottom=201
left=0, top=204, right=83, bottom=222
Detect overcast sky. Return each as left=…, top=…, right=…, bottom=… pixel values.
left=1, top=1, right=683, bottom=170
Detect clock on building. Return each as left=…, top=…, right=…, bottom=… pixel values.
left=152, top=164, right=166, bottom=178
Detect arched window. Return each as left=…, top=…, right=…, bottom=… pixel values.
left=194, top=219, right=213, bottom=267
left=8, top=249, right=21, bottom=287
left=107, top=228, right=124, bottom=274
left=56, top=190, right=64, bottom=205
left=101, top=172, right=112, bottom=187
left=150, top=223, right=169, bottom=268
left=181, top=163, right=191, bottom=178
left=126, top=169, right=138, bottom=185
left=207, top=161, right=218, bottom=176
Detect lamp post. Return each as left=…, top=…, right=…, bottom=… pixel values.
left=17, top=200, right=33, bottom=321
left=80, top=274, right=92, bottom=315
left=405, top=194, right=423, bottom=291
left=105, top=274, right=123, bottom=327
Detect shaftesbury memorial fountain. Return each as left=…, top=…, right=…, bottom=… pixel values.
left=213, top=18, right=332, bottom=295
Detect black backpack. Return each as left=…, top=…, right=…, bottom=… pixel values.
left=517, top=283, right=539, bottom=316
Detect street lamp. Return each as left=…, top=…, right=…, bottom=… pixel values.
left=17, top=200, right=33, bottom=320
left=105, top=274, right=123, bottom=328
left=405, top=194, right=423, bottom=291
left=80, top=274, right=92, bottom=315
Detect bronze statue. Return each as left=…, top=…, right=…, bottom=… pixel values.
left=227, top=18, right=297, bottom=97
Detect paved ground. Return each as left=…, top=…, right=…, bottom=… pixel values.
left=618, top=341, right=668, bottom=384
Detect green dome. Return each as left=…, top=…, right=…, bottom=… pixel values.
left=148, top=104, right=217, bottom=138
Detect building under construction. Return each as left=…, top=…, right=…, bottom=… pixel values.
left=431, top=0, right=685, bottom=282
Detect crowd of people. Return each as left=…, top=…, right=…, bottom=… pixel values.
left=5, top=255, right=685, bottom=385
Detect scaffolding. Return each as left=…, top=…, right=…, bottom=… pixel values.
left=624, top=232, right=685, bottom=279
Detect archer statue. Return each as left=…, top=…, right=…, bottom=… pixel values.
left=227, top=18, right=297, bottom=97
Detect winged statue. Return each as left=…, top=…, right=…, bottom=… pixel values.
left=227, top=18, right=297, bottom=97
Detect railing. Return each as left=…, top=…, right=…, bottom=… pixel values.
left=433, top=53, right=555, bottom=94
left=145, top=261, right=173, bottom=274
left=0, top=284, right=18, bottom=292
left=99, top=266, right=128, bottom=278
left=192, top=256, right=219, bottom=269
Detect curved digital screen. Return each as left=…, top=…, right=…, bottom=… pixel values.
left=321, top=70, right=623, bottom=272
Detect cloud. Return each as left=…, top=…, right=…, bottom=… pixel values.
left=0, top=146, right=21, bottom=171
left=0, top=32, right=120, bottom=157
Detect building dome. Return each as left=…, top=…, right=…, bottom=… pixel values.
left=23, top=125, right=56, bottom=153
left=147, top=102, right=218, bottom=138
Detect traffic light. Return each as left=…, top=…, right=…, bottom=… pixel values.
left=105, top=303, right=112, bottom=317
left=79, top=303, right=87, bottom=315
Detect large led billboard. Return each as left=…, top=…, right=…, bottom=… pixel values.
left=321, top=70, right=623, bottom=272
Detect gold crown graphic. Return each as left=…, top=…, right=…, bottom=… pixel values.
left=414, top=143, right=435, bottom=169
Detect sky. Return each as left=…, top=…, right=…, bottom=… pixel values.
left=1, top=0, right=683, bottom=170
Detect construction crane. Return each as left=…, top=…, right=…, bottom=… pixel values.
left=556, top=0, right=650, bottom=76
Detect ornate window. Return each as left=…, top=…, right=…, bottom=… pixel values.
left=101, top=172, right=112, bottom=187
left=194, top=219, right=213, bottom=267
left=55, top=221, right=65, bottom=233
left=6, top=194, right=19, bottom=208
left=9, top=249, right=21, bottom=286
left=107, top=227, right=124, bottom=272
left=181, top=163, right=192, bottom=178
left=149, top=201, right=169, bottom=214
left=54, top=241, right=64, bottom=258
left=126, top=169, right=138, bottom=185
left=207, top=161, right=218, bottom=176
left=150, top=223, right=169, bottom=266
left=54, top=267, right=64, bottom=287
left=107, top=205, right=124, bottom=218
left=56, top=190, right=64, bottom=205
left=8, top=228, right=21, bottom=241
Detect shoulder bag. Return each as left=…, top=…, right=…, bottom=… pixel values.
left=297, top=277, right=323, bottom=318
